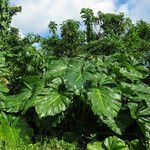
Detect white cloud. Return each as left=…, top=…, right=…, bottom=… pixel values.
left=10, top=0, right=116, bottom=35
left=118, top=3, right=128, bottom=13
left=10, top=0, right=150, bottom=35
left=118, top=0, right=150, bottom=23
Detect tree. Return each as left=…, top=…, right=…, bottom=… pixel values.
left=0, top=0, right=10, bottom=37
left=9, top=5, right=21, bottom=17
left=60, top=19, right=80, bottom=56
left=0, top=0, right=21, bottom=38
left=48, top=21, right=58, bottom=38
left=136, top=20, right=150, bottom=40
left=96, top=11, right=130, bottom=37
left=80, top=8, right=95, bottom=43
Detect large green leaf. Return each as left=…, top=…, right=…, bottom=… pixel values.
left=0, top=88, right=32, bottom=113
left=128, top=139, right=144, bottom=150
left=128, top=102, right=150, bottom=140
left=23, top=78, right=71, bottom=118
left=87, top=73, right=122, bottom=134
left=121, top=82, right=150, bottom=95
left=47, top=59, right=68, bottom=79
left=119, top=66, right=145, bottom=81
left=112, top=53, right=149, bottom=81
left=101, top=110, right=134, bottom=135
left=22, top=75, right=44, bottom=89
left=102, top=117, right=123, bottom=134
left=21, top=76, right=45, bottom=112
left=87, top=141, right=102, bottom=150
left=34, top=88, right=70, bottom=118
left=88, top=88, right=121, bottom=119
left=0, top=113, right=33, bottom=146
left=64, top=59, right=84, bottom=95
left=122, top=82, right=150, bottom=140
left=102, top=136, right=129, bottom=150
left=64, top=59, right=93, bottom=95
left=87, top=136, right=129, bottom=150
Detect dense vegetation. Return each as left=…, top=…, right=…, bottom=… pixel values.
left=0, top=0, right=150, bottom=149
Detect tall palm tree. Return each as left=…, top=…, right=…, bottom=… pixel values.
left=48, top=21, right=58, bottom=37
left=80, top=8, right=94, bottom=43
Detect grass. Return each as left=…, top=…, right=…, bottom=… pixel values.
left=0, top=138, right=80, bottom=150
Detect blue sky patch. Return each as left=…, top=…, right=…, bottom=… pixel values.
left=117, top=0, right=128, bottom=5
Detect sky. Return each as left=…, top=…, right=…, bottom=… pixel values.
left=10, top=0, right=150, bottom=36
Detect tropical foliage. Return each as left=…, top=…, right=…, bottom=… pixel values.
left=0, top=0, right=150, bottom=149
